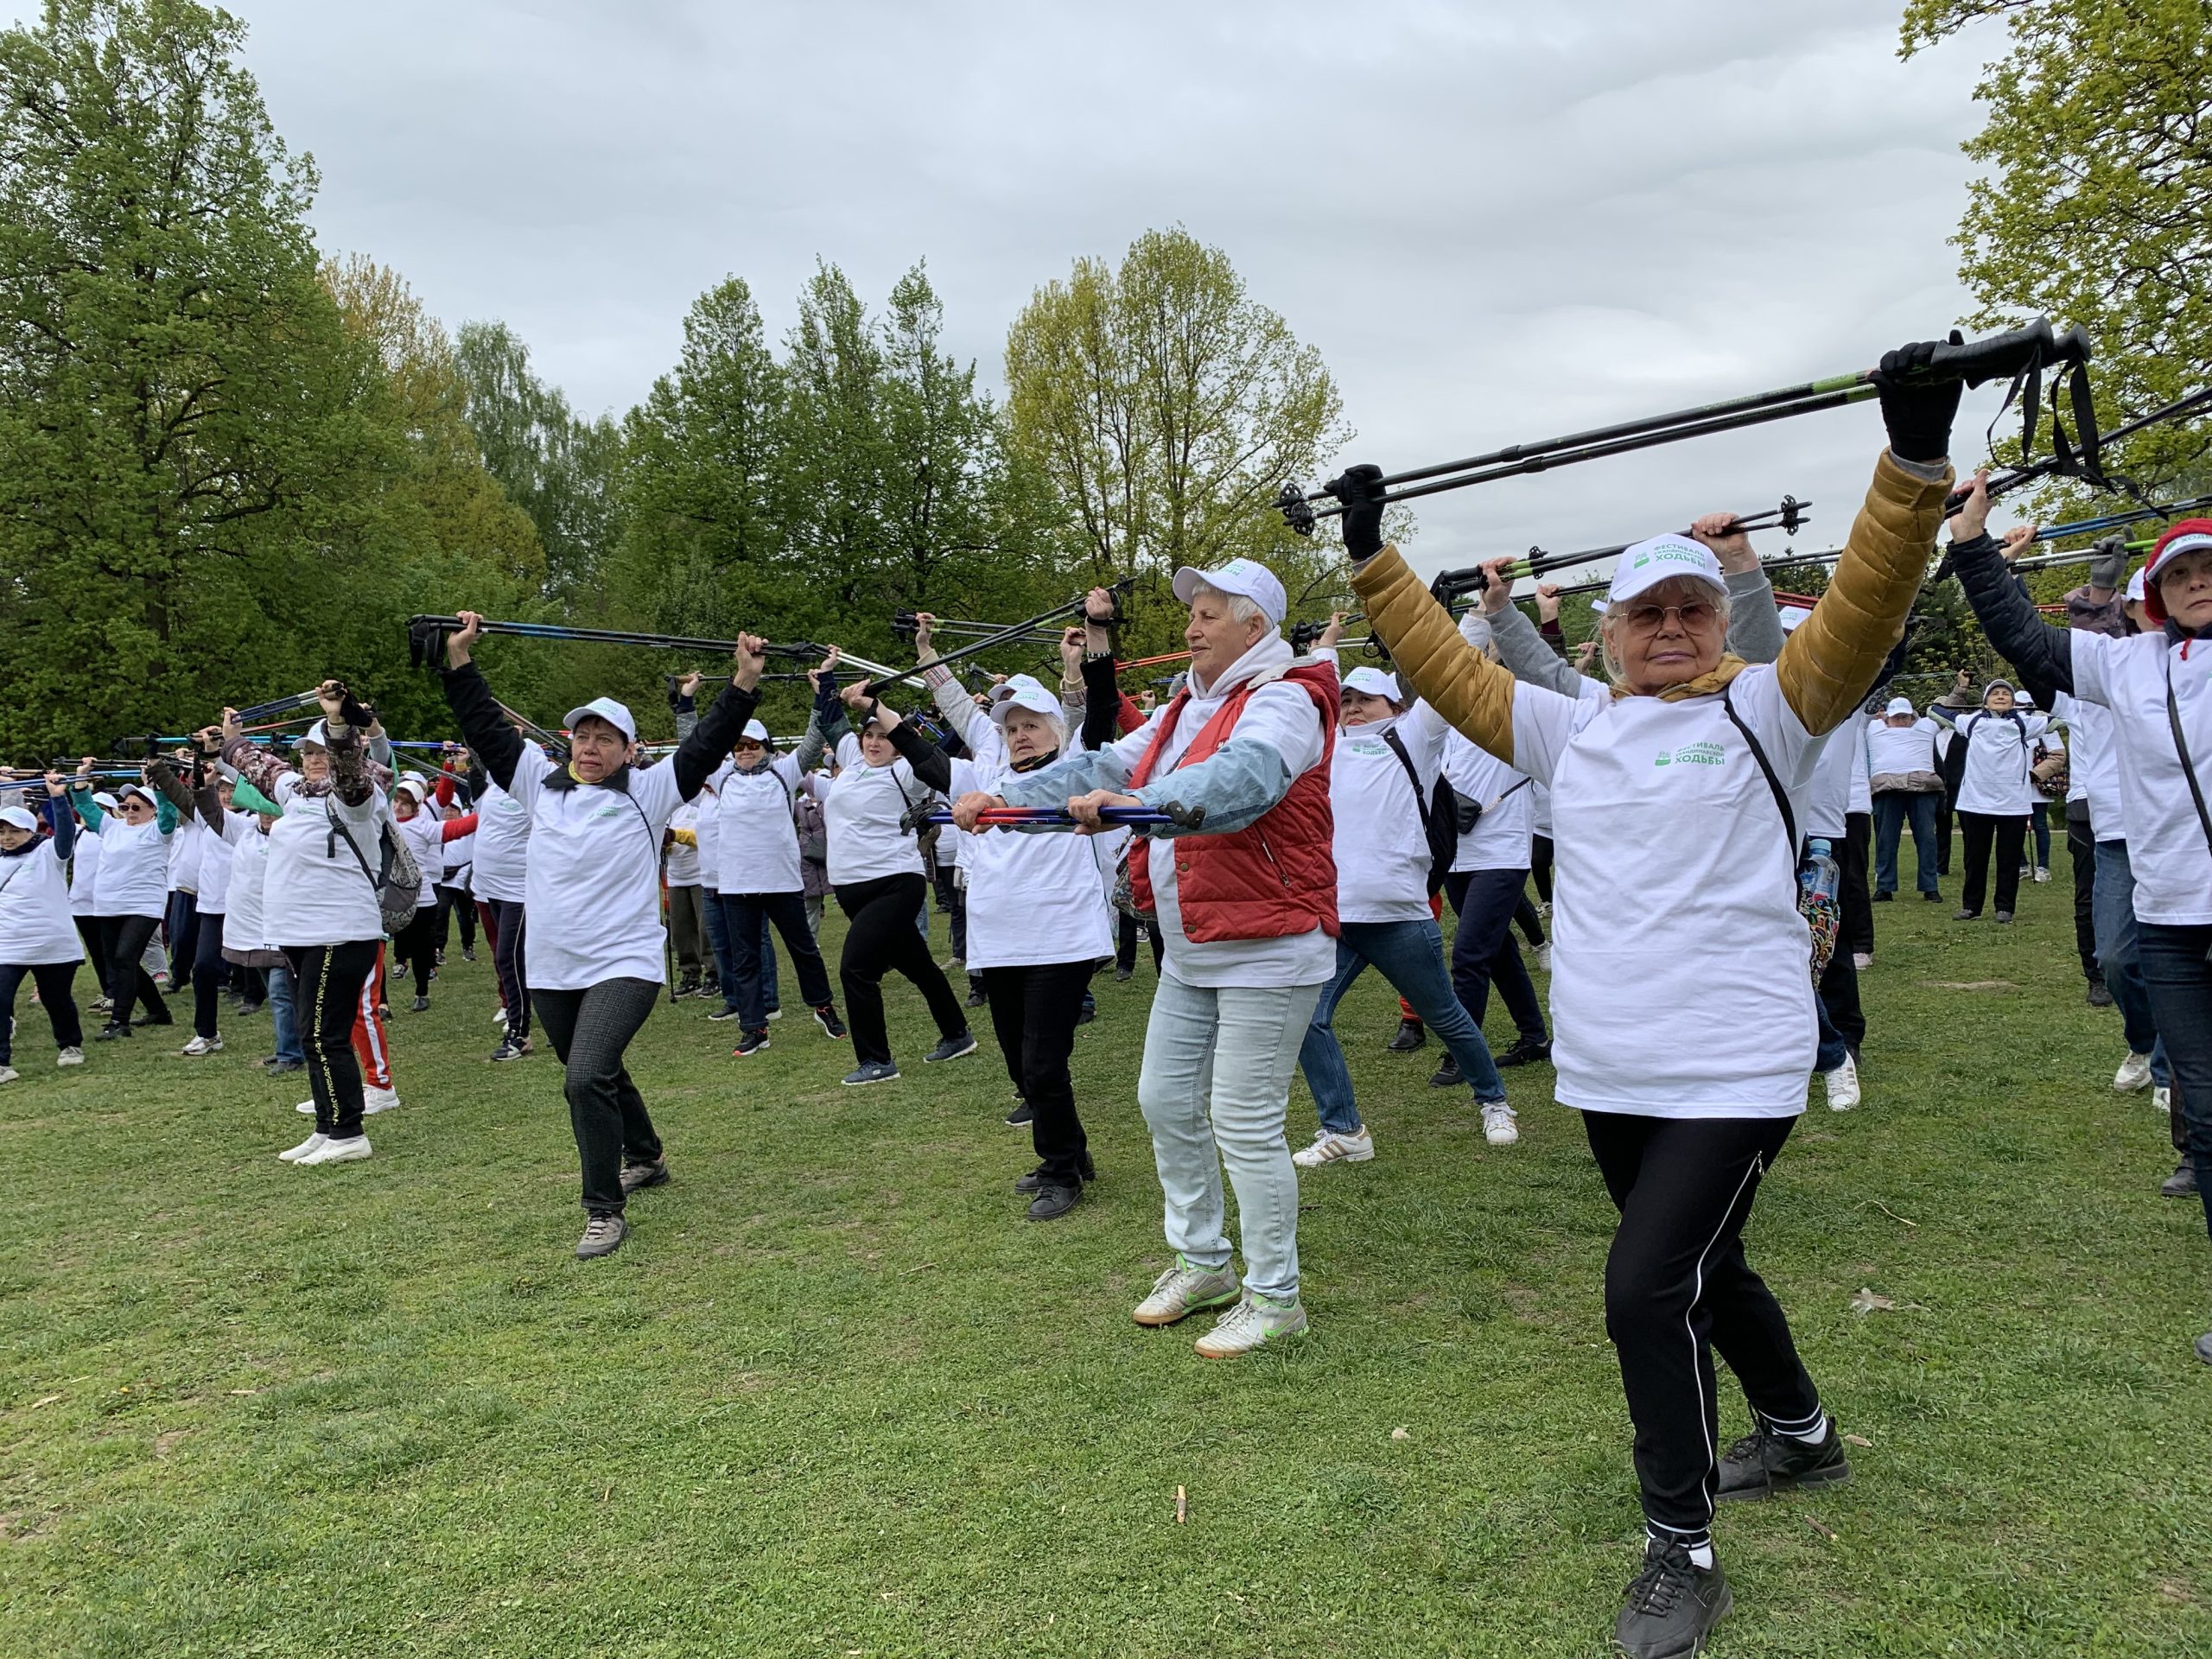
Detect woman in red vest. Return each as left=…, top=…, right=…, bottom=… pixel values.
left=954, top=557, right=1336, bottom=1359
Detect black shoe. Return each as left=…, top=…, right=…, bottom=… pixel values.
left=812, top=1003, right=848, bottom=1040
left=965, top=984, right=988, bottom=1009
left=1715, top=1421, right=1851, bottom=1502
left=95, top=1022, right=131, bottom=1041
left=265, top=1058, right=305, bottom=1075
left=706, top=1006, right=743, bottom=1022
left=1612, top=1540, right=1731, bottom=1659
left=1014, top=1154, right=1095, bottom=1192
left=134, top=1011, right=173, bottom=1027
left=925, top=1032, right=977, bottom=1064
left=1923, top=889, right=1942, bottom=901
left=1872, top=890, right=1893, bottom=903
left=1386, top=1018, right=1427, bottom=1053
left=1495, top=1037, right=1552, bottom=1068
left=2086, top=980, right=2114, bottom=1008
left=410, top=995, right=429, bottom=1013
left=1077, top=1000, right=1096, bottom=1026
left=1005, top=1099, right=1036, bottom=1127
left=461, top=947, right=478, bottom=963
left=1952, top=908, right=1979, bottom=921
left=489, top=1034, right=532, bottom=1062
left=1027, top=1181, right=1083, bottom=1221
left=1429, top=1055, right=1462, bottom=1089
left=618, top=1157, right=670, bottom=1196
left=2162, top=1162, right=2199, bottom=1198
left=1114, top=965, right=1133, bottom=983
left=732, top=1030, right=770, bottom=1058
left=1995, top=910, right=2014, bottom=925
left=699, top=976, right=721, bottom=999
left=235, top=1001, right=264, bottom=1017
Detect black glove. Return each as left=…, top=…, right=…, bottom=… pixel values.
left=1872, top=334, right=1965, bottom=464
left=2087, top=533, right=2129, bottom=594
left=1325, top=464, right=1388, bottom=562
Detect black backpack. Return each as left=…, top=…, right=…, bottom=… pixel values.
left=1380, top=728, right=1459, bottom=897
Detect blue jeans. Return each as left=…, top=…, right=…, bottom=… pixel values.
left=267, top=963, right=305, bottom=1065
left=2136, top=922, right=2212, bottom=1246
left=1872, top=792, right=1940, bottom=895
left=1137, top=973, right=1322, bottom=1301
left=704, top=895, right=779, bottom=1013
left=2028, top=802, right=2052, bottom=870
left=1299, top=918, right=1509, bottom=1135
left=2090, top=840, right=2169, bottom=1081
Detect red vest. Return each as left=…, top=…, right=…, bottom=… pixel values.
left=1128, top=658, right=1339, bottom=944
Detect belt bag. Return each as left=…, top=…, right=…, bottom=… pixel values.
left=1871, top=770, right=1943, bottom=795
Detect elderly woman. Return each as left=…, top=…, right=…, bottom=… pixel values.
left=955, top=557, right=1338, bottom=1359
left=1866, top=696, right=1944, bottom=900
left=1930, top=673, right=2048, bottom=922
left=1332, top=342, right=1959, bottom=1657
left=1948, top=503, right=2212, bottom=1367
left=924, top=609, right=1118, bottom=1220
left=0, top=772, right=87, bottom=1079
left=80, top=766, right=190, bottom=1039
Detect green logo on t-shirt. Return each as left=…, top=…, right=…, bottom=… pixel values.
left=1654, top=741, right=1726, bottom=768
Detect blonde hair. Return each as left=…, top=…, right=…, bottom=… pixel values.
left=1597, top=576, right=1732, bottom=687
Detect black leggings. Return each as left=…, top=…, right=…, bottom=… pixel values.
left=834, top=874, right=968, bottom=1066
left=74, top=917, right=107, bottom=995
left=435, top=884, right=475, bottom=953
left=533, top=977, right=664, bottom=1217
left=1584, top=1110, right=1821, bottom=1543
left=982, top=960, right=1092, bottom=1181
left=1957, top=810, right=2026, bottom=917
left=191, top=911, right=229, bottom=1039
left=1531, top=834, right=1554, bottom=905
left=0, top=962, right=82, bottom=1065
left=1116, top=910, right=1163, bottom=975
left=486, top=899, right=530, bottom=1038
left=391, top=905, right=440, bottom=999
left=99, top=913, right=167, bottom=1029
left=283, top=939, right=381, bottom=1138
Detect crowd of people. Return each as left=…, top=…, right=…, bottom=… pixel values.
left=4, top=334, right=2208, bottom=1659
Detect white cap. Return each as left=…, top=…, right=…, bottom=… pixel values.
left=400, top=769, right=427, bottom=785
left=563, top=697, right=639, bottom=744
left=739, top=719, right=770, bottom=743
left=988, top=673, right=1049, bottom=705
left=299, top=720, right=328, bottom=747
left=92, top=791, right=120, bottom=811
left=1885, top=696, right=1915, bottom=717
left=1588, top=598, right=1609, bottom=616
left=118, top=781, right=155, bottom=806
left=2015, top=690, right=2037, bottom=708
left=1341, top=665, right=1402, bottom=701
left=0, top=805, right=35, bottom=832
left=990, top=682, right=1066, bottom=727
left=1607, top=535, right=1727, bottom=606
left=1777, top=606, right=1813, bottom=634
left=394, top=778, right=427, bottom=802
left=2126, top=569, right=2147, bottom=602
left=1172, top=557, right=1287, bottom=627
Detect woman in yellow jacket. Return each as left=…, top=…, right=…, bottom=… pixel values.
left=1332, top=339, right=1961, bottom=1659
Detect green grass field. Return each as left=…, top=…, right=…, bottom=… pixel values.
left=4, top=862, right=2209, bottom=1657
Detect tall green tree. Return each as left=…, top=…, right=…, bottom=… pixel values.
left=0, top=0, right=385, bottom=754
left=1003, top=226, right=1351, bottom=652
left=1902, top=0, right=2212, bottom=499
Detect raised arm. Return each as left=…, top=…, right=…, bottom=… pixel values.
left=673, top=636, right=768, bottom=800
left=1349, top=551, right=1520, bottom=765
left=1945, top=481, right=2076, bottom=702
left=1478, top=573, right=1592, bottom=702
left=439, top=616, right=527, bottom=792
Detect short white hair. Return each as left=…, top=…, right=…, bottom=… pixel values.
left=1187, top=582, right=1268, bottom=632
left=1596, top=575, right=1732, bottom=687
left=1000, top=702, right=1067, bottom=754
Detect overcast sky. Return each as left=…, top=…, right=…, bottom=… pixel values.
left=61, top=1, right=2028, bottom=578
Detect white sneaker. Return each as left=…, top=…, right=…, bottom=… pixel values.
left=1535, top=943, right=1554, bottom=974
left=1823, top=1053, right=1861, bottom=1112
left=56, top=1047, right=84, bottom=1067
left=0, top=1065, right=17, bottom=1085
left=300, top=1135, right=371, bottom=1166
left=764, top=1009, right=783, bottom=1022
left=278, top=1133, right=326, bottom=1162
left=1852, top=952, right=1873, bottom=971
left=363, top=1085, right=400, bottom=1115
left=296, top=1097, right=317, bottom=1116
left=2113, top=1052, right=2153, bottom=1093
left=1292, top=1127, right=1374, bottom=1168
left=2034, top=867, right=2051, bottom=883
left=1192, top=1292, right=1308, bottom=1358
left=2154, top=1085, right=2171, bottom=1116
left=1481, top=1102, right=1520, bottom=1146
left=181, top=1034, right=223, bottom=1057
left=492, top=1007, right=510, bottom=1027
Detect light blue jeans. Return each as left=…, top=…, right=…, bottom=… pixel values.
left=2090, top=839, right=2169, bottom=1084
left=1136, top=973, right=1324, bottom=1303
left=1300, top=918, right=1508, bottom=1135
left=268, top=963, right=304, bottom=1065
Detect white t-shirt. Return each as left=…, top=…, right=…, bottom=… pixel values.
left=937, top=706, right=1116, bottom=969
left=1509, top=664, right=1818, bottom=1119
left=824, top=733, right=935, bottom=887
left=510, top=753, right=692, bottom=988
left=1089, top=636, right=1332, bottom=989
left=1951, top=708, right=2049, bottom=816
left=665, top=799, right=702, bottom=886
left=195, top=810, right=241, bottom=914
left=469, top=778, right=532, bottom=905
left=1803, top=727, right=1852, bottom=839
left=1444, top=731, right=1535, bottom=875
left=715, top=753, right=807, bottom=895
left=2068, top=630, right=2212, bottom=925
left=89, top=815, right=172, bottom=920
left=0, top=833, right=82, bottom=965
left=1847, top=728, right=1872, bottom=816
left=221, top=816, right=272, bottom=952
left=67, top=826, right=100, bottom=918
left=262, top=775, right=392, bottom=948
left=1866, top=716, right=1940, bottom=781
left=394, top=807, right=444, bottom=910
left=1329, top=704, right=1445, bottom=923
left=167, top=817, right=204, bottom=895
left=2053, top=691, right=2121, bottom=832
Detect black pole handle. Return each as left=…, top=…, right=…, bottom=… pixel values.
left=1914, top=317, right=2086, bottom=389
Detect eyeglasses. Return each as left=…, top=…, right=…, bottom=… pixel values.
left=1619, top=599, right=1720, bottom=633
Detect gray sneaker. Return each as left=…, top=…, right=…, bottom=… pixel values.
left=1192, top=1292, right=1309, bottom=1358
left=619, top=1158, right=669, bottom=1196
left=575, top=1214, right=628, bottom=1260
left=1132, top=1254, right=1240, bottom=1327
